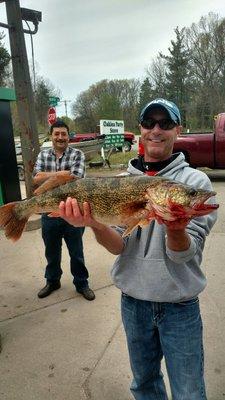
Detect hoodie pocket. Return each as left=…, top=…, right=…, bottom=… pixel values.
left=112, top=255, right=181, bottom=302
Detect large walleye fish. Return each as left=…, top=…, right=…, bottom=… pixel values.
left=0, top=175, right=218, bottom=241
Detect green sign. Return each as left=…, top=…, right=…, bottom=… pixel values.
left=103, top=134, right=124, bottom=149
left=48, top=96, right=60, bottom=107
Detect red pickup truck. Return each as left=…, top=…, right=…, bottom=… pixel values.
left=70, top=131, right=136, bottom=152
left=138, top=113, right=225, bottom=168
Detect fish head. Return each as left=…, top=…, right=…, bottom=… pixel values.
left=146, top=179, right=218, bottom=220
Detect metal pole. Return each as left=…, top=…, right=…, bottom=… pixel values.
left=64, top=100, right=68, bottom=117
left=5, top=0, right=40, bottom=198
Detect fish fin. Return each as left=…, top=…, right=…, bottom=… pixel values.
left=47, top=211, right=61, bottom=217
left=0, top=202, right=28, bottom=241
left=122, top=218, right=151, bottom=237
left=34, top=175, right=75, bottom=196
left=120, top=201, right=155, bottom=237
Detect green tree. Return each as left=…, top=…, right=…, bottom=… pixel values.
left=138, top=77, right=153, bottom=113
left=60, top=116, right=76, bottom=132
left=0, top=32, right=11, bottom=86
left=159, top=27, right=191, bottom=126
left=146, top=55, right=168, bottom=98
left=95, top=92, right=122, bottom=120
left=72, top=78, right=140, bottom=132
left=34, top=76, right=60, bottom=132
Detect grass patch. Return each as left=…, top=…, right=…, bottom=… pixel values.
left=86, top=149, right=138, bottom=176
left=88, top=149, right=137, bottom=165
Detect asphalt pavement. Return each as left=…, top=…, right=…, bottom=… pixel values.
left=0, top=178, right=224, bottom=399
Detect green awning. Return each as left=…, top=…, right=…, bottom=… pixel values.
left=0, top=87, right=16, bottom=101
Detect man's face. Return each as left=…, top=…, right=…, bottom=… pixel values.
left=140, top=108, right=181, bottom=162
left=51, top=127, right=69, bottom=152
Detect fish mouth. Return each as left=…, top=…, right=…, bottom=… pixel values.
left=193, top=202, right=219, bottom=211
left=191, top=190, right=217, bottom=209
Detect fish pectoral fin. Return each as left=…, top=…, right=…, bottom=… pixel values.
left=47, top=211, right=61, bottom=217
left=121, top=204, right=155, bottom=237
left=122, top=218, right=151, bottom=237
left=122, top=224, right=138, bottom=237
left=34, top=174, right=75, bottom=196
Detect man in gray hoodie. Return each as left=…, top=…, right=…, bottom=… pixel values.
left=57, top=99, right=217, bottom=400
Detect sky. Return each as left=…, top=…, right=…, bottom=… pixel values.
left=1, top=0, right=225, bottom=118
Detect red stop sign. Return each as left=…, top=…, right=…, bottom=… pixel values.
left=48, top=107, right=56, bottom=125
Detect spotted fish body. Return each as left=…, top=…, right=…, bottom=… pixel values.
left=0, top=175, right=218, bottom=241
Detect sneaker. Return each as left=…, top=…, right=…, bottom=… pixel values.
left=77, top=287, right=95, bottom=301
left=38, top=281, right=61, bottom=298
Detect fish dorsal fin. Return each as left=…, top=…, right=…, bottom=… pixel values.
left=34, top=174, right=75, bottom=196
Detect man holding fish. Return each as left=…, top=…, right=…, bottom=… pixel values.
left=57, top=99, right=217, bottom=400
left=0, top=99, right=218, bottom=398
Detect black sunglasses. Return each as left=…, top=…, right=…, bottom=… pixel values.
left=141, top=118, right=178, bottom=131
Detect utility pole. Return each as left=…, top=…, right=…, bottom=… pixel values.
left=60, top=99, right=71, bottom=117
left=3, top=0, right=41, bottom=198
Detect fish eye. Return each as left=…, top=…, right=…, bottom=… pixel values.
left=189, top=189, right=197, bottom=196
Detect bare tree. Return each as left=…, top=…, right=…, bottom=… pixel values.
left=72, top=79, right=140, bottom=132
left=185, top=12, right=225, bottom=127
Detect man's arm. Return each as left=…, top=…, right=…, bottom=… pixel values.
left=33, top=170, right=71, bottom=186
left=155, top=214, right=191, bottom=251
left=166, top=224, right=191, bottom=251
left=58, top=197, right=124, bottom=255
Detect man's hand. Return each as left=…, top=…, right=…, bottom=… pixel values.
left=33, top=170, right=71, bottom=186
left=155, top=215, right=191, bottom=251
left=155, top=215, right=190, bottom=230
left=57, top=197, right=124, bottom=255
left=58, top=197, right=104, bottom=230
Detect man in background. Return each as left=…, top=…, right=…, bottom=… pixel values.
left=33, top=120, right=95, bottom=301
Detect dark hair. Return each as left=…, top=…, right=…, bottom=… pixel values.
left=50, top=120, right=69, bottom=134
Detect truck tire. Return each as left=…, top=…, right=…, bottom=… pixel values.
left=122, top=141, right=132, bottom=152
left=89, top=161, right=104, bottom=168
left=18, top=165, right=25, bottom=181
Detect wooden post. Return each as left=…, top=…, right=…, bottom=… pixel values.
left=5, top=0, right=40, bottom=198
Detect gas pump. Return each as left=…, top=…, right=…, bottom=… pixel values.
left=0, top=87, right=21, bottom=205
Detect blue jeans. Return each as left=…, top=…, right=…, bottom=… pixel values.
left=41, top=214, right=89, bottom=290
left=121, top=294, right=206, bottom=400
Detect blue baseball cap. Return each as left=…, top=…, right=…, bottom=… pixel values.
left=140, top=98, right=181, bottom=125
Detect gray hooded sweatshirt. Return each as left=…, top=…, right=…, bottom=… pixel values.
left=111, top=153, right=217, bottom=302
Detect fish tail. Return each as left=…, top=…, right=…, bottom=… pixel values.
left=0, top=202, right=28, bottom=241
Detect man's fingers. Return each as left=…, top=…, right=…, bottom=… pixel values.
left=59, top=201, right=66, bottom=213
left=83, top=202, right=91, bottom=219
left=65, top=197, right=75, bottom=218
left=165, top=218, right=191, bottom=230
left=58, top=198, right=93, bottom=227
left=71, top=198, right=83, bottom=217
